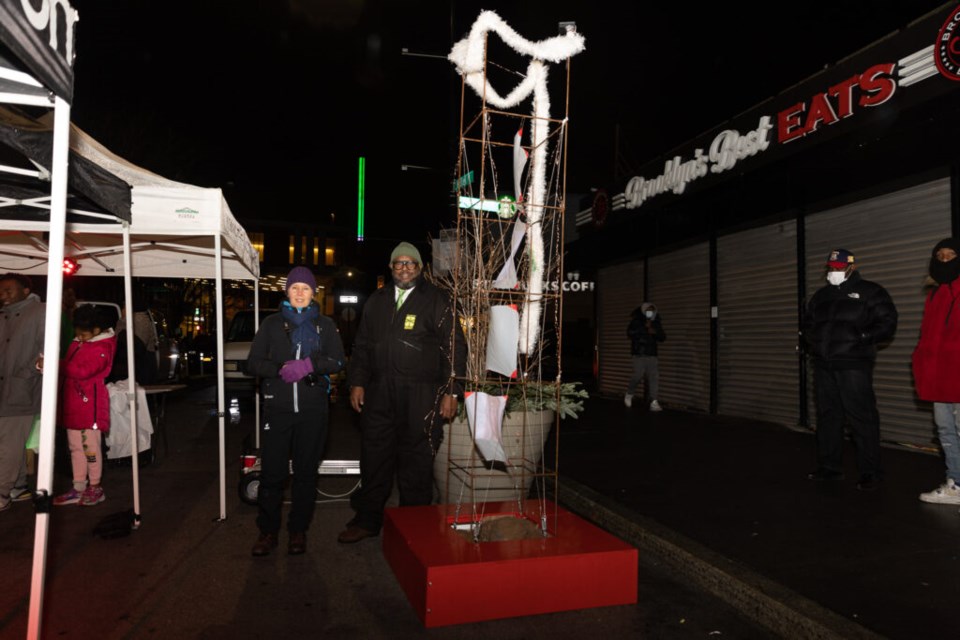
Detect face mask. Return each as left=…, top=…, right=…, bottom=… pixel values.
left=826, top=271, right=847, bottom=286
left=644, top=311, right=654, bottom=319
left=930, top=257, right=960, bottom=285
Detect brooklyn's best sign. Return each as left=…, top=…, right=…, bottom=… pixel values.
left=622, top=61, right=896, bottom=210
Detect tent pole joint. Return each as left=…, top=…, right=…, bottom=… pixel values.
left=32, top=489, right=51, bottom=514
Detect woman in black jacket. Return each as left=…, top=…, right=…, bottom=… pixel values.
left=245, top=266, right=345, bottom=556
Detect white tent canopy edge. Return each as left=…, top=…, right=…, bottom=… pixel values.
left=0, top=122, right=259, bottom=280
left=0, top=123, right=260, bottom=524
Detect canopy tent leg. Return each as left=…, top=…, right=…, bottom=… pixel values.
left=216, top=234, right=227, bottom=521
left=122, top=225, right=142, bottom=524
left=28, top=94, right=70, bottom=640
left=254, top=283, right=261, bottom=450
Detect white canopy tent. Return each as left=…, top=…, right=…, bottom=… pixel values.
left=0, top=6, right=258, bottom=636
left=0, top=115, right=261, bottom=526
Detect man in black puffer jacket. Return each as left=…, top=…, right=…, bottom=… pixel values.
left=803, top=248, right=897, bottom=491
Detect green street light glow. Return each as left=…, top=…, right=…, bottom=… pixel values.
left=357, top=156, right=366, bottom=241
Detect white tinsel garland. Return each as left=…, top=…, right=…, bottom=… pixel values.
left=450, top=11, right=584, bottom=355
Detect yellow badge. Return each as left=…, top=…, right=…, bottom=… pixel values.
left=404, top=314, right=416, bottom=330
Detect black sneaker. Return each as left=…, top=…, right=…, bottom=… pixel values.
left=856, top=474, right=883, bottom=491
left=807, top=469, right=844, bottom=481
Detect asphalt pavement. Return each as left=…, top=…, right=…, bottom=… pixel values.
left=3, top=379, right=955, bottom=639
left=552, top=395, right=960, bottom=640
left=0, top=381, right=766, bottom=639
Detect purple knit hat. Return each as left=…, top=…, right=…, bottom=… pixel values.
left=286, top=266, right=316, bottom=291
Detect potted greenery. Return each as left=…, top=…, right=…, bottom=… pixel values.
left=428, top=216, right=580, bottom=507
left=434, top=381, right=587, bottom=504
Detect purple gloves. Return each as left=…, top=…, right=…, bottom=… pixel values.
left=280, top=358, right=313, bottom=383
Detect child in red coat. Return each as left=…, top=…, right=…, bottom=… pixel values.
left=53, top=305, right=117, bottom=507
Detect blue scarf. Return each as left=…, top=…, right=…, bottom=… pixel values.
left=280, top=301, right=320, bottom=358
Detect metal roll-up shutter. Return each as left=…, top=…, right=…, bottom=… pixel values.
left=804, top=178, right=951, bottom=448
left=717, top=221, right=799, bottom=427
left=648, top=244, right=710, bottom=411
left=597, top=262, right=644, bottom=396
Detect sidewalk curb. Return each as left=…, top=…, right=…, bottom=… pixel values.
left=554, top=478, right=885, bottom=640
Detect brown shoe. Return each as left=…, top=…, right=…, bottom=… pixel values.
left=251, top=532, right=278, bottom=557
left=288, top=531, right=307, bottom=555
left=337, top=524, right=378, bottom=544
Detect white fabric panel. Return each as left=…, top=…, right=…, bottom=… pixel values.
left=485, top=305, right=519, bottom=377
left=131, top=186, right=260, bottom=277
left=717, top=221, right=799, bottom=426
left=648, top=244, right=710, bottom=411
left=804, top=178, right=951, bottom=447
left=105, top=382, right=153, bottom=459
left=464, top=391, right=508, bottom=463
left=597, top=262, right=644, bottom=396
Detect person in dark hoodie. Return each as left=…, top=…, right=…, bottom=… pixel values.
left=245, top=266, right=345, bottom=557
left=803, top=248, right=898, bottom=491
left=913, top=238, right=960, bottom=506
left=625, top=302, right=666, bottom=412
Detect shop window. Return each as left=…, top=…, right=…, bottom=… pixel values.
left=248, top=232, right=264, bottom=262
left=325, top=240, right=336, bottom=266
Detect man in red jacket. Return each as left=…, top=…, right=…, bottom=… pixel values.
left=913, top=237, right=960, bottom=506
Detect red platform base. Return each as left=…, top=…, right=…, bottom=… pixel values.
left=382, top=500, right=638, bottom=628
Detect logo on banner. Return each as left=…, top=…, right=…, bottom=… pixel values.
left=176, top=207, right=200, bottom=220
left=21, top=0, right=77, bottom=66
left=935, top=5, right=960, bottom=80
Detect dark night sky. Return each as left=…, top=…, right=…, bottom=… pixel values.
left=67, top=1, right=951, bottom=243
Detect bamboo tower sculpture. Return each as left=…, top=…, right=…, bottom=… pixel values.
left=435, top=12, right=584, bottom=539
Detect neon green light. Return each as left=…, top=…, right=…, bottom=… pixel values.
left=357, top=156, right=365, bottom=241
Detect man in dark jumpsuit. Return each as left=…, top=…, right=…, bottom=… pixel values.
left=338, top=242, right=467, bottom=543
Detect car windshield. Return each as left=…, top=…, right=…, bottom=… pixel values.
left=151, top=309, right=171, bottom=339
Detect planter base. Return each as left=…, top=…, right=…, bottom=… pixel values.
left=435, top=411, right=556, bottom=504
left=382, top=500, right=638, bottom=628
